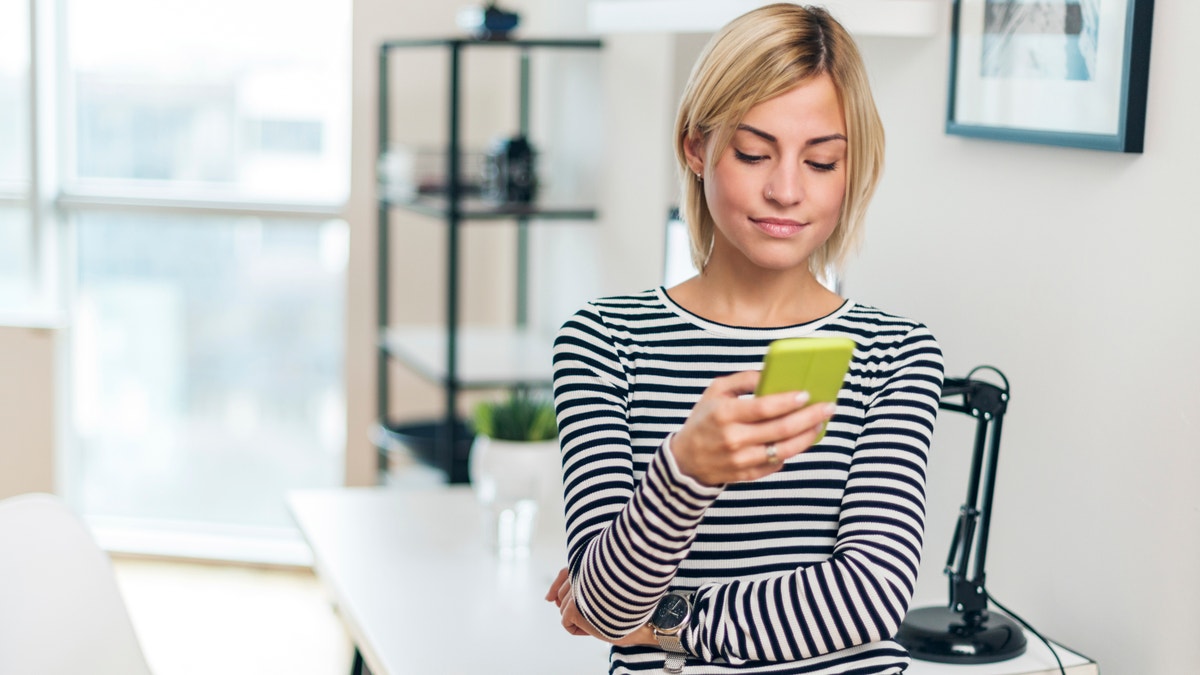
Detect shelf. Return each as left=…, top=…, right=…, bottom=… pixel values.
left=384, top=195, right=597, bottom=221
left=371, top=419, right=475, bottom=485
left=374, top=36, right=601, bottom=484
left=587, top=0, right=944, bottom=38
left=381, top=37, right=603, bottom=52
left=380, top=325, right=556, bottom=389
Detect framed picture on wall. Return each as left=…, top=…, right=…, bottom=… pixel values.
left=947, top=0, right=1155, bottom=153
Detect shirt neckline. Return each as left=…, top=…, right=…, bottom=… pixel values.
left=654, top=286, right=854, bottom=338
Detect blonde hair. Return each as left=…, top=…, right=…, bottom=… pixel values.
left=673, top=3, right=885, bottom=275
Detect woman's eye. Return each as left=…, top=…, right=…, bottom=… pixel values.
left=733, top=149, right=766, bottom=164
left=808, top=160, right=839, bottom=172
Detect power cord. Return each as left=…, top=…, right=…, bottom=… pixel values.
left=983, top=590, right=1067, bottom=675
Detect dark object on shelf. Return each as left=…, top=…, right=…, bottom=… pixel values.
left=895, top=367, right=1028, bottom=664
left=483, top=135, right=538, bottom=203
left=379, top=419, right=475, bottom=484
left=457, top=3, right=521, bottom=40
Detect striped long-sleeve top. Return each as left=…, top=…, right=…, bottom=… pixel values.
left=551, top=288, right=944, bottom=674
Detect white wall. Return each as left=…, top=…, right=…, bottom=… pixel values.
left=347, top=1, right=1199, bottom=671
left=847, top=7, right=1200, bottom=672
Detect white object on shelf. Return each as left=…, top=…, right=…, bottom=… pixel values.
left=588, top=0, right=944, bottom=37
left=380, top=325, right=556, bottom=387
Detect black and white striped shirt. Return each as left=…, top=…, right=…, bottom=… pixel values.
left=552, top=288, right=944, bottom=674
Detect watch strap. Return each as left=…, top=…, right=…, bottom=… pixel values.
left=663, top=649, right=686, bottom=674
left=656, top=631, right=685, bottom=654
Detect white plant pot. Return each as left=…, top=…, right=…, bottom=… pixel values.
left=468, top=435, right=563, bottom=553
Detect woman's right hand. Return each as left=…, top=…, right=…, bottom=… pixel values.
left=669, top=369, right=836, bottom=486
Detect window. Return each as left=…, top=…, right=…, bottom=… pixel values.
left=0, top=0, right=31, bottom=306
left=0, top=0, right=28, bottom=183
left=3, top=0, right=351, bottom=562
left=65, top=0, right=349, bottom=202
left=70, top=213, right=347, bottom=534
left=0, top=208, right=33, bottom=307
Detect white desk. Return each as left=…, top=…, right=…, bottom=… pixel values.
left=287, top=487, right=610, bottom=674
left=289, top=488, right=1095, bottom=675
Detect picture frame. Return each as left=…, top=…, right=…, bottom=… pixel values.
left=946, top=0, right=1155, bottom=153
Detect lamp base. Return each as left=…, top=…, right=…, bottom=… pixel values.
left=896, top=605, right=1027, bottom=664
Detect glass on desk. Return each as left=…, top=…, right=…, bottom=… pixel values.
left=468, top=436, right=562, bottom=557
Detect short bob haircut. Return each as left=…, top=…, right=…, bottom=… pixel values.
left=673, top=3, right=885, bottom=276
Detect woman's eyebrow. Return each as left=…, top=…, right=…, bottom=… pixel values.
left=736, top=123, right=847, bottom=147
left=736, top=123, right=778, bottom=143
left=805, top=133, right=848, bottom=147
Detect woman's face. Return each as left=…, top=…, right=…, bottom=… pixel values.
left=687, top=73, right=848, bottom=274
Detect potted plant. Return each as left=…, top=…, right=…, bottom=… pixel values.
left=472, top=389, right=557, bottom=443
left=469, top=390, right=563, bottom=553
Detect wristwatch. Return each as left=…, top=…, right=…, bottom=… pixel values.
left=649, top=590, right=693, bottom=674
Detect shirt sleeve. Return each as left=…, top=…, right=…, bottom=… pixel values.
left=552, top=304, right=723, bottom=640
left=680, top=324, right=944, bottom=664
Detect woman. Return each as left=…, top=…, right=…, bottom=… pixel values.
left=546, top=5, right=944, bottom=674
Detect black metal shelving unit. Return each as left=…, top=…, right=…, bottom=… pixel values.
left=374, top=37, right=602, bottom=483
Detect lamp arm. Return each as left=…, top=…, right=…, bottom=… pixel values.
left=937, top=375, right=1010, bottom=623
left=972, top=413, right=1005, bottom=582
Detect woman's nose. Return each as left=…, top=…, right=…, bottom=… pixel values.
left=765, top=163, right=804, bottom=205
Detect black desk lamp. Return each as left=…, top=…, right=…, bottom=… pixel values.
left=895, top=366, right=1028, bottom=663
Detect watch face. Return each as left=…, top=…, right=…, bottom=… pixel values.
left=651, top=593, right=690, bottom=631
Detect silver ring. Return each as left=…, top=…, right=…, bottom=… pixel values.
left=765, top=443, right=779, bottom=464
left=766, top=186, right=774, bottom=201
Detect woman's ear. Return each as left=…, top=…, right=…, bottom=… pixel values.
left=682, top=134, right=706, bottom=178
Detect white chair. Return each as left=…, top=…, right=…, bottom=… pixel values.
left=0, top=493, right=153, bottom=675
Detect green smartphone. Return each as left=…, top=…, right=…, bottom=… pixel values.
left=755, top=337, right=856, bottom=442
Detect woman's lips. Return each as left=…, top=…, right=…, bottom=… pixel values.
left=752, top=217, right=807, bottom=237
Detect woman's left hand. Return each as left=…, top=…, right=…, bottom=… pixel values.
left=545, top=567, right=657, bottom=646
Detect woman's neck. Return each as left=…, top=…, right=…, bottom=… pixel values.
left=667, top=263, right=843, bottom=328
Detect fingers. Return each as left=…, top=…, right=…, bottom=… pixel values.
left=703, top=369, right=761, bottom=399
left=545, top=566, right=569, bottom=604
left=705, top=372, right=818, bottom=425
left=672, top=370, right=840, bottom=485
left=553, top=579, right=654, bottom=646
left=753, top=400, right=837, bottom=452
left=696, top=390, right=834, bottom=455
left=549, top=569, right=605, bottom=640
left=748, top=402, right=837, bottom=460
left=715, top=402, right=837, bottom=482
